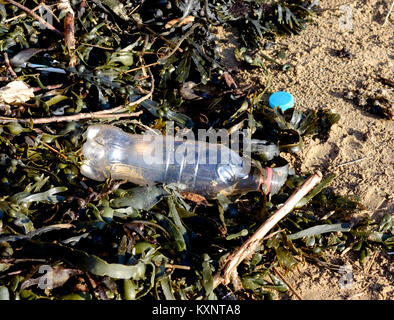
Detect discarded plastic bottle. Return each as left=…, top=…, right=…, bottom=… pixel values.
left=81, top=125, right=288, bottom=198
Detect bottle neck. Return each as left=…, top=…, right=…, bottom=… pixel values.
left=233, top=165, right=269, bottom=195
left=221, top=164, right=287, bottom=196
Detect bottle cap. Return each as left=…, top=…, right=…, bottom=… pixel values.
left=268, top=91, right=294, bottom=111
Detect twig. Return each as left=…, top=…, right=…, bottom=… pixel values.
left=81, top=43, right=115, bottom=50
left=40, top=4, right=61, bottom=25
left=4, top=0, right=63, bottom=38
left=123, top=61, right=160, bottom=74
left=347, top=292, right=365, bottom=300
left=337, top=155, right=373, bottom=167
left=212, top=172, right=323, bottom=288
left=273, top=267, right=302, bottom=300
left=164, top=263, right=191, bottom=271
left=4, top=3, right=43, bottom=23
left=4, top=3, right=59, bottom=23
left=364, top=251, right=378, bottom=274
left=0, top=270, right=26, bottom=278
left=32, top=83, right=67, bottom=92
left=34, top=137, right=68, bottom=160
left=158, top=23, right=201, bottom=62
left=64, top=12, right=76, bottom=67
left=383, top=1, right=394, bottom=26
left=262, top=229, right=285, bottom=241
left=127, top=119, right=161, bottom=135
left=0, top=111, right=143, bottom=124
left=3, top=52, right=17, bottom=78
left=144, top=25, right=183, bottom=53
left=0, top=258, right=47, bottom=264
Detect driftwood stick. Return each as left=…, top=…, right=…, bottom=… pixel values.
left=0, top=111, right=143, bottom=124
left=212, top=171, right=323, bottom=289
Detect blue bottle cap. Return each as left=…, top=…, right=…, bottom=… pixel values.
left=268, top=91, right=294, bottom=111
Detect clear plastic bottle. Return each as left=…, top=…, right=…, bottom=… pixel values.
left=81, top=125, right=288, bottom=198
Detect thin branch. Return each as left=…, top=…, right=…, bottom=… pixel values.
left=383, top=1, right=394, bottom=26
left=144, top=25, right=183, bottom=53
left=41, top=3, right=61, bottom=24
left=164, top=263, right=191, bottom=271
left=262, top=229, right=285, bottom=241
left=273, top=267, right=302, bottom=300
left=0, top=258, right=47, bottom=264
left=337, top=155, right=373, bottom=167
left=364, top=251, right=378, bottom=274
left=4, top=3, right=43, bottom=23
left=32, top=83, right=66, bottom=93
left=212, top=172, right=323, bottom=288
left=123, top=61, right=160, bottom=74
left=80, top=43, right=115, bottom=51
left=3, top=52, right=17, bottom=78
left=4, top=0, right=63, bottom=38
left=33, top=137, right=68, bottom=160
left=158, top=23, right=201, bottom=62
left=0, top=111, right=143, bottom=124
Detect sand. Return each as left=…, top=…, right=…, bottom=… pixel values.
left=218, top=0, right=393, bottom=300
left=267, top=0, right=393, bottom=300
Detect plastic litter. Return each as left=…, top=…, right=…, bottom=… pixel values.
left=81, top=125, right=288, bottom=198
left=269, top=91, right=294, bottom=112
